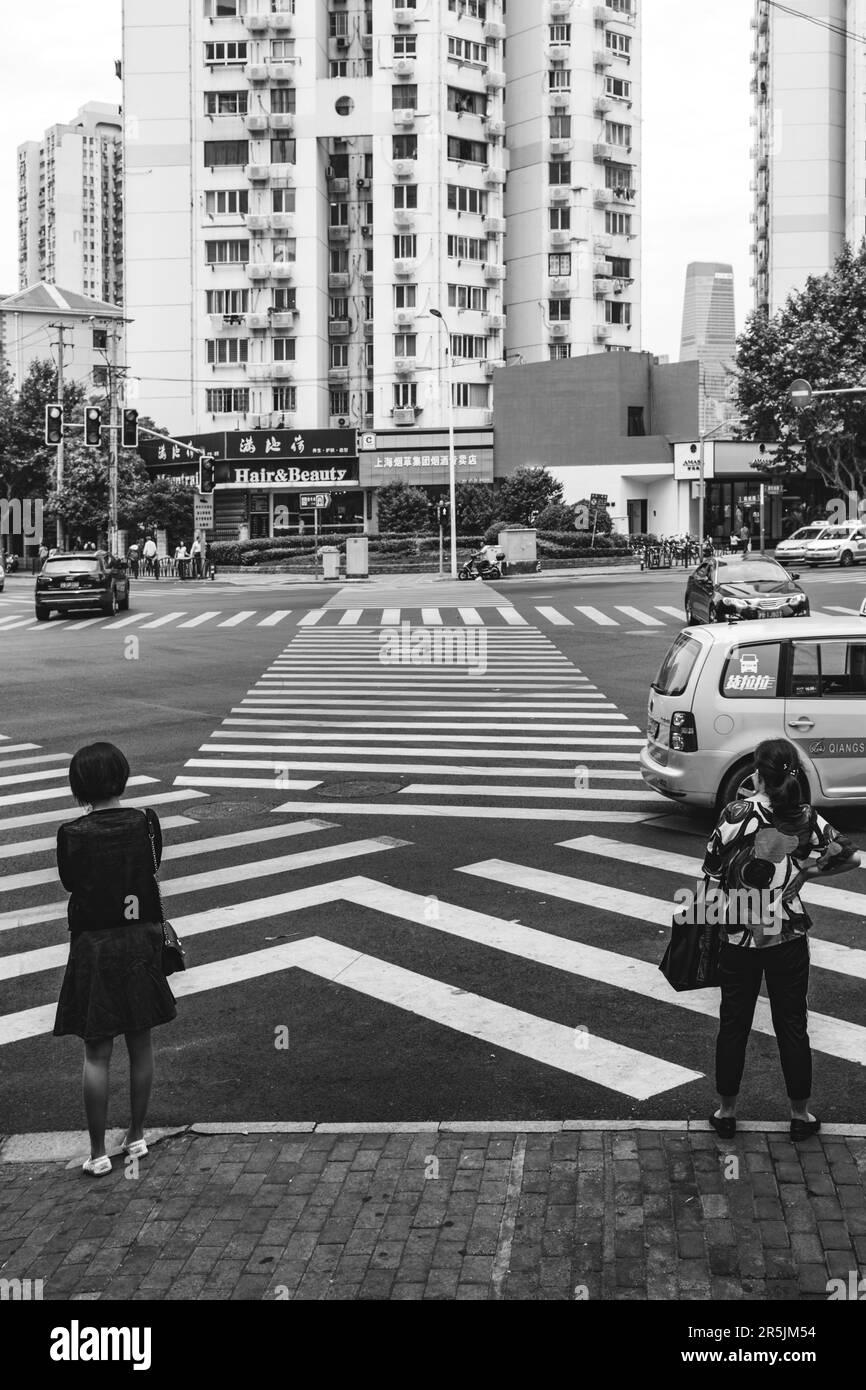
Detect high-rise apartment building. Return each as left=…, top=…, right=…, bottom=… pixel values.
left=679, top=261, right=736, bottom=434
left=123, top=0, right=642, bottom=441
left=17, top=103, right=124, bottom=305
left=751, top=0, right=851, bottom=315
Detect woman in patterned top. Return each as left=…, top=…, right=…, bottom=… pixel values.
left=704, top=739, right=860, bottom=1141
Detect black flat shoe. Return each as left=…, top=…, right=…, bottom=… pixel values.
left=709, top=1113, right=736, bottom=1139
left=790, top=1117, right=821, bottom=1141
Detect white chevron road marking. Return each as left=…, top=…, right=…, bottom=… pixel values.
left=575, top=607, right=619, bottom=627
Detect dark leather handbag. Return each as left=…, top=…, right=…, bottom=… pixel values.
left=144, top=811, right=187, bottom=976
left=659, top=893, right=720, bottom=993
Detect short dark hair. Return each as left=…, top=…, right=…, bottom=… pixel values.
left=68, top=742, right=130, bottom=806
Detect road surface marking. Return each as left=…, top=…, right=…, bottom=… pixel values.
left=401, top=785, right=661, bottom=801
left=498, top=608, right=529, bottom=626
left=102, top=613, right=154, bottom=629
left=575, top=607, right=618, bottom=627
left=138, top=612, right=187, bottom=629
left=824, top=606, right=861, bottom=615
left=0, top=752, right=69, bottom=769
left=0, top=787, right=207, bottom=835
left=656, top=607, right=686, bottom=622
left=0, top=618, right=39, bottom=631
left=0, top=817, right=198, bottom=862
left=210, top=726, right=633, bottom=745
left=192, top=757, right=643, bottom=781
left=0, top=766, right=72, bottom=789
left=536, top=607, right=572, bottom=626
left=212, top=718, right=621, bottom=733
left=458, top=609, right=484, bottom=625
left=381, top=609, right=401, bottom=626
left=421, top=609, right=443, bottom=626
left=172, top=775, right=322, bottom=793
left=218, top=610, right=256, bottom=628
left=0, top=774, right=157, bottom=811
left=177, top=612, right=221, bottom=629
left=338, top=610, right=363, bottom=625
left=615, top=607, right=666, bottom=628
left=257, top=611, right=292, bottom=627
left=298, top=610, right=326, bottom=626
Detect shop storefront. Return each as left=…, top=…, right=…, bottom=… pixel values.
left=358, top=426, right=494, bottom=498
left=674, top=442, right=814, bottom=546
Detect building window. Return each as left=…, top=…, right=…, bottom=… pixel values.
left=205, top=239, right=250, bottom=264
left=549, top=115, right=572, bottom=138
left=549, top=300, right=571, bottom=321
left=393, top=233, right=417, bottom=258
left=609, top=0, right=635, bottom=13
left=330, top=297, right=349, bottom=318
left=393, top=84, right=419, bottom=110
left=605, top=163, right=634, bottom=193
left=92, top=328, right=108, bottom=349
left=447, top=234, right=487, bottom=261
left=607, top=31, right=632, bottom=58
left=627, top=406, right=645, bottom=436
left=206, top=387, right=250, bottom=412
left=205, top=91, right=249, bottom=116
left=393, top=34, right=417, bottom=57
left=204, top=140, right=249, bottom=166
left=394, top=284, right=417, bottom=307
left=272, top=386, right=297, bottom=412
left=451, top=334, right=488, bottom=360
left=447, top=36, right=488, bottom=66
left=605, top=211, right=632, bottom=236
left=548, top=253, right=571, bottom=276
left=447, top=87, right=485, bottom=115
left=452, top=382, right=490, bottom=408
left=549, top=344, right=571, bottom=360
left=605, top=300, right=632, bottom=325
left=448, top=0, right=488, bottom=17
left=273, top=287, right=296, bottom=310
left=548, top=69, right=571, bottom=91
left=270, top=88, right=296, bottom=113
left=394, top=332, right=417, bottom=356
left=271, top=40, right=293, bottom=59
left=206, top=288, right=250, bottom=314
left=393, top=134, right=418, bottom=160
left=204, top=0, right=248, bottom=15
left=273, top=338, right=296, bottom=361
left=204, top=41, right=248, bottom=65
left=330, top=390, right=350, bottom=416
left=330, top=247, right=349, bottom=273
left=206, top=338, right=249, bottom=364
left=270, top=138, right=296, bottom=163
left=329, top=11, right=349, bottom=37
left=330, top=202, right=350, bottom=227
left=549, top=207, right=571, bottom=229
left=448, top=283, right=488, bottom=311
left=330, top=60, right=348, bottom=78
left=394, top=183, right=418, bottom=208
left=605, top=76, right=632, bottom=102
left=92, top=366, right=108, bottom=386
left=549, top=23, right=571, bottom=44
left=605, top=121, right=632, bottom=148
left=272, top=187, right=295, bottom=212
left=330, top=344, right=349, bottom=367
left=447, top=184, right=488, bottom=214
left=447, top=137, right=488, bottom=165
left=206, top=189, right=249, bottom=216
left=549, top=161, right=571, bottom=185
left=394, top=383, right=418, bottom=408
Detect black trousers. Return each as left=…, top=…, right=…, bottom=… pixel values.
left=715, top=936, right=812, bottom=1100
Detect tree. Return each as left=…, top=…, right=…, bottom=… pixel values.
left=734, top=240, right=866, bottom=496
left=454, top=481, right=497, bottom=534
left=497, top=466, right=564, bottom=523
left=376, top=481, right=432, bottom=533
left=536, top=503, right=577, bottom=532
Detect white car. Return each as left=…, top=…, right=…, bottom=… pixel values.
left=774, top=524, right=830, bottom=565
left=804, top=524, right=866, bottom=568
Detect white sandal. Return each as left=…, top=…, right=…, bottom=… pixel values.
left=121, top=1138, right=148, bottom=1159
left=82, top=1155, right=112, bottom=1176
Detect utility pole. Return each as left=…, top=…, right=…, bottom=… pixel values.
left=50, top=324, right=68, bottom=550
left=108, top=323, right=120, bottom=553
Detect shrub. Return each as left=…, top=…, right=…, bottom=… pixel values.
left=536, top=503, right=576, bottom=532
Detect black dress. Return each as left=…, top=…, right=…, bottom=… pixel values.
left=53, top=807, right=177, bottom=1042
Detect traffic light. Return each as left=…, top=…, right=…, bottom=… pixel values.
left=199, top=458, right=215, bottom=495
left=122, top=409, right=139, bottom=448
left=84, top=407, right=102, bottom=448
left=45, top=404, right=64, bottom=446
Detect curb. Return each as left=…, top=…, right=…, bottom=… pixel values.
left=4, top=1119, right=866, bottom=1164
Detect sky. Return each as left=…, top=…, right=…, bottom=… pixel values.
left=0, top=0, right=754, bottom=363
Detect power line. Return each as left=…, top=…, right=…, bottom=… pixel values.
left=766, top=1, right=866, bottom=47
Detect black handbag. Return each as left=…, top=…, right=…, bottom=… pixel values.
left=144, top=811, right=187, bottom=976
left=659, top=891, right=720, bottom=992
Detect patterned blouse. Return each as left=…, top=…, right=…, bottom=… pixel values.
left=701, top=794, right=856, bottom=950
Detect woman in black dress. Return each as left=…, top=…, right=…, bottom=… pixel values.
left=54, top=743, right=176, bottom=1175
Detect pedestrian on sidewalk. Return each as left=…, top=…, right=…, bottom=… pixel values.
left=702, top=738, right=860, bottom=1142
left=142, top=536, right=157, bottom=578
left=53, top=743, right=176, bottom=1175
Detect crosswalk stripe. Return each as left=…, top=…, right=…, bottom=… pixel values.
left=657, top=607, right=686, bottom=622
left=498, top=608, right=529, bottom=626
left=273, top=801, right=655, bottom=823
left=208, top=727, right=633, bottom=748
left=213, top=720, right=622, bottom=734
left=31, top=621, right=76, bottom=632
left=102, top=613, right=153, bottom=629
left=0, top=766, right=71, bottom=789
left=381, top=609, right=401, bottom=626
left=401, top=785, right=662, bottom=802
left=178, top=612, right=221, bottom=629
left=824, top=606, right=861, bottom=616
left=0, top=774, right=157, bottom=811
left=0, top=617, right=37, bottom=630
left=0, top=835, right=405, bottom=937
left=226, top=702, right=615, bottom=717
left=257, top=611, right=292, bottom=627
left=0, top=744, right=41, bottom=756
left=0, top=788, right=208, bottom=835
left=193, top=756, right=642, bottom=781
left=616, top=607, right=665, bottom=627
left=457, top=608, right=484, bottom=626
left=173, top=775, right=322, bottom=793
left=536, top=607, right=572, bottom=626
left=338, top=610, right=363, bottom=625
left=218, top=610, right=256, bottom=628
left=421, top=609, right=443, bottom=625
left=138, top=612, right=187, bottom=629
left=575, top=607, right=618, bottom=627
left=194, top=742, right=643, bottom=765
left=0, top=752, right=69, bottom=769
left=298, top=610, right=326, bottom=626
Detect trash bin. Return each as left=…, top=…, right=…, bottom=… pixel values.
left=320, top=546, right=340, bottom=580
left=345, top=536, right=369, bottom=579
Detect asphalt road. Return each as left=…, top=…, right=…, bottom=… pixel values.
left=1, top=565, right=865, bottom=1133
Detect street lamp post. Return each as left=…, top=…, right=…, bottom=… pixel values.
left=430, top=308, right=458, bottom=579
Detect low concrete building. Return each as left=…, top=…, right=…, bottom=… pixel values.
left=0, top=283, right=124, bottom=396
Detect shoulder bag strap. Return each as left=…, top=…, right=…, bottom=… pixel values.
left=142, top=809, right=166, bottom=923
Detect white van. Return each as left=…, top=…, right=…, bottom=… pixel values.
left=640, top=607, right=866, bottom=811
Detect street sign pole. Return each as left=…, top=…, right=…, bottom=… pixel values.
left=439, top=516, right=444, bottom=578
left=760, top=483, right=765, bottom=554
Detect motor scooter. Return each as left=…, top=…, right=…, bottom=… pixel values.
left=458, top=550, right=503, bottom=581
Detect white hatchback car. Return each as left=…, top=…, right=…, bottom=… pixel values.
left=774, top=523, right=830, bottom=566
left=641, top=606, right=866, bottom=811
left=804, top=522, right=866, bottom=568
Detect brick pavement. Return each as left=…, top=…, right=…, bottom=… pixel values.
left=1, top=1125, right=865, bottom=1301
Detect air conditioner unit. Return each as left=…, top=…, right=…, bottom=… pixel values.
left=393, top=407, right=416, bottom=425
left=270, top=13, right=293, bottom=32
left=394, top=258, right=416, bottom=277
left=550, top=91, right=570, bottom=110
left=482, top=360, right=498, bottom=378
left=484, top=20, right=507, bottom=41
left=393, top=160, right=415, bottom=180
left=394, top=209, right=415, bottom=228
left=484, top=216, right=506, bottom=235
left=393, top=8, right=416, bottom=27
left=549, top=47, right=568, bottom=66
left=248, top=313, right=270, bottom=330
left=246, top=114, right=269, bottom=132
left=483, top=313, right=506, bottom=332
left=549, top=322, right=569, bottom=338
left=357, top=176, right=372, bottom=189
left=245, top=213, right=270, bottom=232
left=271, top=310, right=297, bottom=329
left=486, top=120, right=506, bottom=139
left=593, top=277, right=614, bottom=296
left=394, top=357, right=417, bottom=376
left=594, top=323, right=612, bottom=340
left=394, top=309, right=416, bottom=326
left=246, top=64, right=269, bottom=83
left=482, top=410, right=494, bottom=427
left=394, top=109, right=416, bottom=125
left=246, top=14, right=269, bottom=34
left=549, top=276, right=571, bottom=297
left=246, top=165, right=270, bottom=182
left=336, top=35, right=349, bottom=49
left=269, top=113, right=294, bottom=131
left=483, top=166, right=506, bottom=186
left=593, top=48, right=613, bottom=68
left=248, top=265, right=270, bottom=281
left=394, top=58, right=415, bottom=78
left=484, top=70, right=506, bottom=90
left=270, top=62, right=295, bottom=81
left=483, top=263, right=506, bottom=282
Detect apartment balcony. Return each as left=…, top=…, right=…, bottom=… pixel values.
left=393, top=108, right=416, bottom=127
left=393, top=407, right=417, bottom=426
left=594, top=256, right=613, bottom=275
left=549, top=321, right=570, bottom=338
left=245, top=114, right=269, bottom=133
left=610, top=184, right=636, bottom=202
left=394, top=258, right=417, bottom=278
left=484, top=70, right=506, bottom=91
left=272, top=310, right=297, bottom=329
left=483, top=312, right=506, bottom=332
left=329, top=224, right=350, bottom=242
left=483, top=166, right=506, bottom=187
left=394, top=308, right=416, bottom=327
left=393, top=8, right=417, bottom=27
left=393, top=160, right=416, bottom=180
left=550, top=230, right=571, bottom=249
left=549, top=276, right=571, bottom=297
left=550, top=138, right=573, bottom=157
left=270, top=212, right=294, bottom=231
left=245, top=213, right=270, bottom=232
left=484, top=20, right=506, bottom=40
left=483, top=263, right=506, bottom=282
left=595, top=4, right=634, bottom=24
left=328, top=271, right=351, bottom=289
left=593, top=276, right=614, bottom=295
left=211, top=313, right=248, bottom=330
left=328, top=367, right=350, bottom=385
left=269, top=113, right=294, bottom=132
left=549, top=185, right=571, bottom=204
left=247, top=313, right=271, bottom=330
left=246, top=164, right=271, bottom=182
left=593, top=187, right=613, bottom=207
left=394, top=357, right=417, bottom=376
left=594, top=323, right=612, bottom=340
left=394, top=57, right=415, bottom=78
left=394, top=209, right=415, bottom=229
left=484, top=215, right=506, bottom=235
left=246, top=64, right=269, bottom=83
left=270, top=12, right=293, bottom=32
left=329, top=318, right=350, bottom=337
left=593, top=142, right=617, bottom=162
left=361, top=269, right=374, bottom=286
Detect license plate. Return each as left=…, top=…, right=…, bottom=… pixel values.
left=61, top=581, right=77, bottom=588
left=648, top=719, right=660, bottom=742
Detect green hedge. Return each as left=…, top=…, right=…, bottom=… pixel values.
left=207, top=530, right=634, bottom=569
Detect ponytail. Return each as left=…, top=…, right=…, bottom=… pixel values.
left=755, top=738, right=802, bottom=813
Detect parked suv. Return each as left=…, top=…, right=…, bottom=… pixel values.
left=641, top=605, right=866, bottom=810
left=35, top=551, right=130, bottom=621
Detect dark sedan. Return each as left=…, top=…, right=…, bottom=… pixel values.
left=35, top=552, right=130, bottom=621
left=684, top=555, right=810, bottom=625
